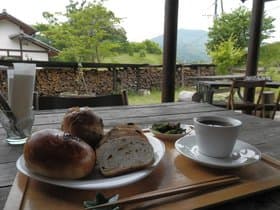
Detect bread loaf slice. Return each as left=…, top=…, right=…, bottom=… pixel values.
left=96, top=136, right=154, bottom=177
left=99, top=123, right=145, bottom=146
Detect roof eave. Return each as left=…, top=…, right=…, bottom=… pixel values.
left=9, top=33, right=60, bottom=56
left=0, top=12, right=36, bottom=35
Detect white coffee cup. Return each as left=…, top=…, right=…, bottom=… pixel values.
left=193, top=116, right=242, bottom=158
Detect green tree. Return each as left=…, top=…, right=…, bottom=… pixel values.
left=124, top=40, right=162, bottom=56
left=128, top=42, right=145, bottom=52
left=142, top=40, right=162, bottom=54
left=35, top=0, right=127, bottom=62
left=207, top=6, right=275, bottom=52
left=259, top=42, right=280, bottom=67
left=209, top=37, right=245, bottom=75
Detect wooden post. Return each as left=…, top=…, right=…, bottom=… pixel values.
left=136, top=67, right=140, bottom=92
left=244, top=0, right=265, bottom=112
left=245, top=0, right=265, bottom=77
left=112, top=67, right=117, bottom=92
left=180, top=65, right=185, bottom=87
left=161, top=0, right=179, bottom=103
left=19, top=37, right=23, bottom=60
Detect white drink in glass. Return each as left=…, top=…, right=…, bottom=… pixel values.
left=5, top=63, right=36, bottom=144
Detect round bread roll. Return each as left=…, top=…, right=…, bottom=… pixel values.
left=61, top=107, right=104, bottom=148
left=23, top=129, right=96, bottom=179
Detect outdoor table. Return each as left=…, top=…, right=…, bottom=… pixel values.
left=188, top=74, right=245, bottom=81
left=197, top=80, right=280, bottom=104
left=1, top=102, right=280, bottom=210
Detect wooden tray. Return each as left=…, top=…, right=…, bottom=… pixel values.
left=4, top=140, right=280, bottom=210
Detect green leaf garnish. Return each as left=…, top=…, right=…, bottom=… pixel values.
left=152, top=122, right=186, bottom=134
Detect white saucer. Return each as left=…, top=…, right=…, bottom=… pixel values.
left=175, top=135, right=261, bottom=168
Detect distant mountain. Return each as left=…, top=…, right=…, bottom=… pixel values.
left=151, top=29, right=211, bottom=64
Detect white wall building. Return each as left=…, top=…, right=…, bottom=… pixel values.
left=0, top=10, right=59, bottom=61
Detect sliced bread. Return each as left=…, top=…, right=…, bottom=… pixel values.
left=96, top=135, right=154, bottom=177
left=99, top=123, right=146, bottom=146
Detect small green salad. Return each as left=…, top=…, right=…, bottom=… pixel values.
left=151, top=122, right=186, bottom=134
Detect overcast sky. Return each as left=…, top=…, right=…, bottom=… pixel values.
left=1, top=0, right=280, bottom=42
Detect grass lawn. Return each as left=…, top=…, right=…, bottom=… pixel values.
left=103, top=53, right=162, bottom=64
left=127, top=87, right=196, bottom=105
left=127, top=86, right=262, bottom=105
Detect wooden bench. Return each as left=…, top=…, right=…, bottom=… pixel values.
left=33, top=91, right=128, bottom=110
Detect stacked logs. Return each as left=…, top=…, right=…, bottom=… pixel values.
left=0, top=65, right=215, bottom=96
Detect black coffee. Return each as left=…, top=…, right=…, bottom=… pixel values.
left=199, top=120, right=232, bottom=127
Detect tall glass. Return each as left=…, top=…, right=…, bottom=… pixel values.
left=3, top=63, right=36, bottom=145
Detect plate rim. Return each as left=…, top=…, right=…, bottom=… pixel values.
left=175, top=135, right=261, bottom=168
left=16, top=134, right=165, bottom=190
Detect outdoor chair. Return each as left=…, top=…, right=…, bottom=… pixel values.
left=33, top=90, right=128, bottom=110
left=271, top=89, right=280, bottom=120
left=227, top=79, right=266, bottom=116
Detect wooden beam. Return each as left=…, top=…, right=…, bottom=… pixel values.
left=161, top=0, right=179, bottom=103
left=19, top=38, right=23, bottom=60
left=0, top=60, right=149, bottom=69
left=0, top=48, right=48, bottom=53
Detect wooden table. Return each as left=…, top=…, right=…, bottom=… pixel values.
left=188, top=74, right=245, bottom=81
left=197, top=80, right=280, bottom=104
left=1, top=102, right=280, bottom=210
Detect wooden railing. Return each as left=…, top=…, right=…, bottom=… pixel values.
left=0, top=60, right=214, bottom=70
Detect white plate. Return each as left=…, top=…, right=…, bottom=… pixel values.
left=175, top=135, right=261, bottom=168
left=150, top=124, right=195, bottom=141
left=16, top=134, right=165, bottom=190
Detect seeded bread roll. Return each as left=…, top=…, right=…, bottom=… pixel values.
left=61, top=107, right=104, bottom=148
left=23, top=129, right=96, bottom=179
left=97, top=123, right=154, bottom=177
